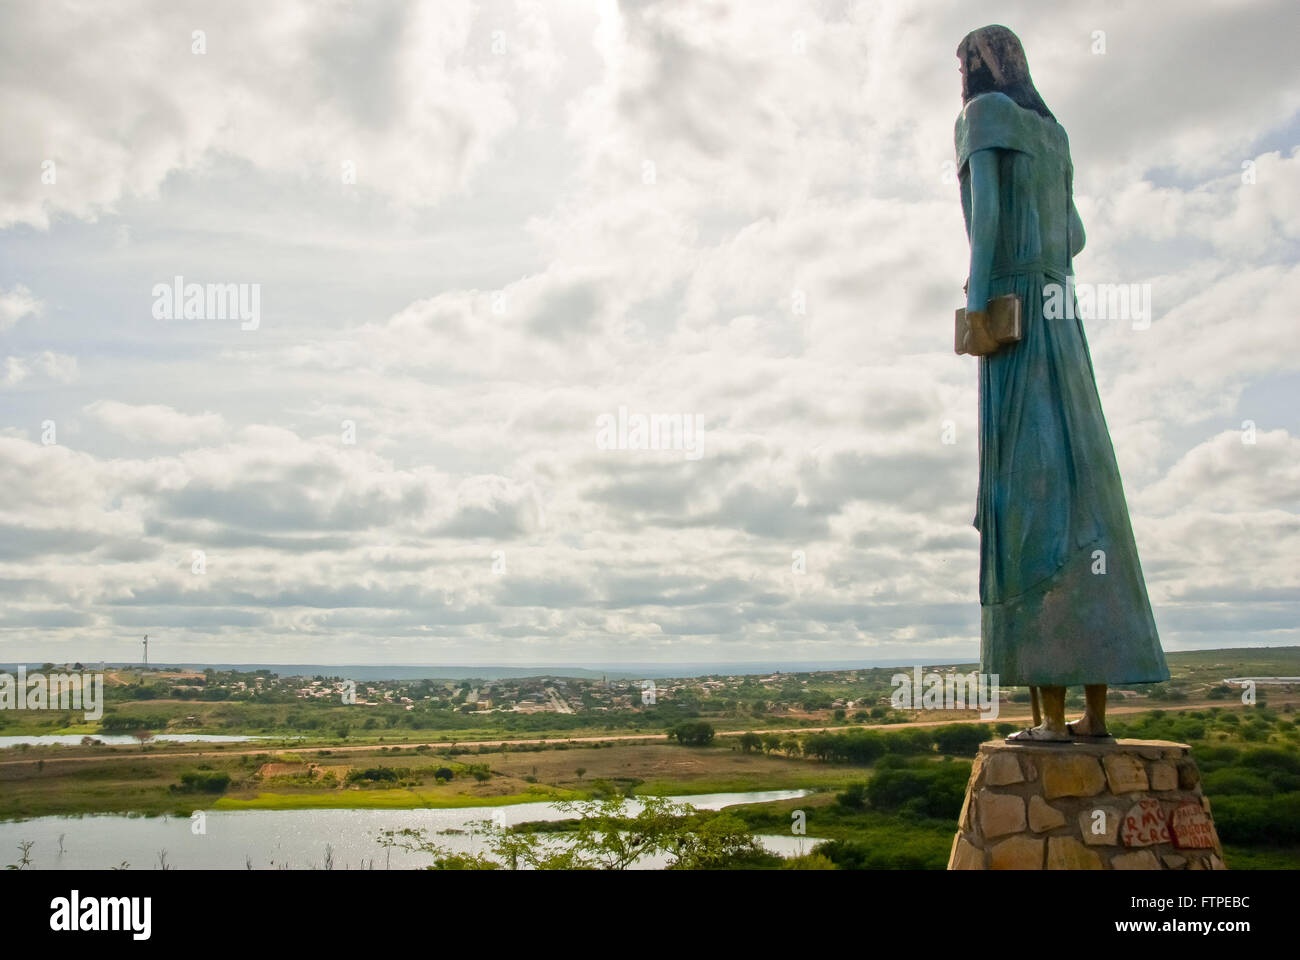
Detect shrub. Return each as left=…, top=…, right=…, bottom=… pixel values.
left=932, top=723, right=990, bottom=757
left=836, top=782, right=869, bottom=810
left=866, top=760, right=971, bottom=819
left=177, top=770, right=231, bottom=793
left=1213, top=793, right=1300, bottom=845
left=347, top=767, right=398, bottom=783
left=883, top=728, right=934, bottom=756
left=1201, top=769, right=1274, bottom=796
left=1194, top=745, right=1241, bottom=770
left=803, top=730, right=887, bottom=764
left=816, top=836, right=946, bottom=870
left=781, top=853, right=837, bottom=870
left=1239, top=748, right=1300, bottom=776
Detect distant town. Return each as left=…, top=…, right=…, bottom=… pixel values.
left=5, top=657, right=1258, bottom=731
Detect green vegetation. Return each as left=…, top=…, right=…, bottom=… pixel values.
left=863, top=756, right=970, bottom=819
left=381, top=796, right=776, bottom=870
left=3, top=647, right=1296, bottom=745
left=669, top=721, right=716, bottom=746
left=793, top=724, right=988, bottom=764
left=3, top=647, right=1298, bottom=869
left=174, top=770, right=231, bottom=793
left=348, top=767, right=399, bottom=783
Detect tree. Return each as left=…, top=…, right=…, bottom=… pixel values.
left=932, top=723, right=990, bottom=757
left=382, top=796, right=766, bottom=871
left=132, top=729, right=154, bottom=752
left=865, top=761, right=971, bottom=819
left=669, top=812, right=765, bottom=869
left=803, top=732, right=834, bottom=761
left=670, top=721, right=715, bottom=746
left=551, top=797, right=687, bottom=869
left=575, top=767, right=587, bottom=780
left=737, top=732, right=762, bottom=754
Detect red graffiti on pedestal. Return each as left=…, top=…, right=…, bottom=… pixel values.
left=1121, top=798, right=1170, bottom=847
left=1170, top=802, right=1215, bottom=849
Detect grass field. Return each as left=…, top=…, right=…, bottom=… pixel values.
left=0, top=740, right=866, bottom=819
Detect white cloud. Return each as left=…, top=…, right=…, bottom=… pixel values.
left=84, top=401, right=226, bottom=445
left=0, top=1, right=1297, bottom=662
left=2, top=351, right=77, bottom=386
left=0, top=284, right=42, bottom=330
left=0, top=0, right=560, bottom=229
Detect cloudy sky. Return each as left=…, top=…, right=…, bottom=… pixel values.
left=1, top=0, right=1297, bottom=667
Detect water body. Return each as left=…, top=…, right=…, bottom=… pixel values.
left=0, top=734, right=275, bottom=748
left=0, top=790, right=814, bottom=870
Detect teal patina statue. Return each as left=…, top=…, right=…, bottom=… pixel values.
left=955, top=25, right=1169, bottom=741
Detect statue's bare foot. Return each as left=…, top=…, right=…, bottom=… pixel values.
left=1066, top=714, right=1110, bottom=738
left=1007, top=723, right=1072, bottom=742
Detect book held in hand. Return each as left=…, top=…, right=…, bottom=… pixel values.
left=955, top=293, right=1022, bottom=356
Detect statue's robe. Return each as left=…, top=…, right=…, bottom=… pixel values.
left=955, top=92, right=1169, bottom=686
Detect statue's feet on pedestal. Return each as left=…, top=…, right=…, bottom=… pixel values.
left=1066, top=714, right=1112, bottom=739
left=1006, top=723, right=1072, bottom=742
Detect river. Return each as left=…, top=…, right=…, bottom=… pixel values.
left=0, top=790, right=820, bottom=869
left=0, top=734, right=277, bottom=748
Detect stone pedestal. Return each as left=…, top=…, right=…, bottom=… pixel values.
left=948, top=739, right=1226, bottom=870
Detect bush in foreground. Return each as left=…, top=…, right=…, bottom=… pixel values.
left=174, top=770, right=231, bottom=793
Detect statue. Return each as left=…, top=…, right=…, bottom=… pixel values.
left=954, top=25, right=1169, bottom=741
